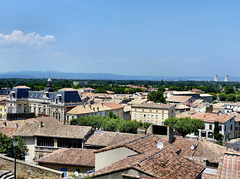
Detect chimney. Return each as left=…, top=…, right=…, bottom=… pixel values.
left=39, top=122, right=44, bottom=128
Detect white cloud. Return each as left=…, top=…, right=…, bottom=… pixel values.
left=0, top=30, right=55, bottom=46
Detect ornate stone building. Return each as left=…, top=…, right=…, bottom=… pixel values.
left=6, top=78, right=83, bottom=123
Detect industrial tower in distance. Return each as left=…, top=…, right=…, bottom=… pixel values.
left=224, top=75, right=229, bottom=82
left=214, top=75, right=218, bottom=82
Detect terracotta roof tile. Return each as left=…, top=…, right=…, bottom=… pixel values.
left=180, top=112, right=235, bottom=123
left=173, top=138, right=238, bottom=163
left=92, top=147, right=204, bottom=178
left=84, top=131, right=142, bottom=147
left=217, top=153, right=240, bottom=179
left=14, top=117, right=92, bottom=139
left=95, top=134, right=179, bottom=154
left=103, top=103, right=124, bottom=110
left=0, top=127, right=18, bottom=137
left=38, top=148, right=95, bottom=167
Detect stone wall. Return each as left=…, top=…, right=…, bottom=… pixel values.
left=0, top=154, right=62, bottom=179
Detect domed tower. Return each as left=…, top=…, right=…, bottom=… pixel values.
left=45, top=78, right=54, bottom=92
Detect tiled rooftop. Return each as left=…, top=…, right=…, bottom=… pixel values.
left=92, top=136, right=204, bottom=178
left=173, top=138, right=238, bottom=163
left=180, top=112, right=235, bottom=123
left=217, top=153, right=240, bottom=179
left=14, top=117, right=92, bottom=139
left=84, top=131, right=141, bottom=147
left=38, top=148, right=95, bottom=167
left=166, top=96, right=193, bottom=103
left=131, top=103, right=175, bottom=109
left=103, top=102, right=124, bottom=110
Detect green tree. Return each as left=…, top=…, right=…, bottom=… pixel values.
left=236, top=95, right=240, bottom=102
left=209, top=93, right=217, bottom=100
left=218, top=93, right=226, bottom=101
left=213, top=121, right=222, bottom=145
left=0, top=134, right=28, bottom=160
left=147, top=90, right=166, bottom=103
left=224, top=85, right=235, bottom=94
left=164, top=117, right=205, bottom=138
left=226, top=94, right=236, bottom=101
left=70, top=115, right=150, bottom=134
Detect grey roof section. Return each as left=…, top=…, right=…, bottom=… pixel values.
left=28, top=91, right=81, bottom=103
left=11, top=88, right=31, bottom=98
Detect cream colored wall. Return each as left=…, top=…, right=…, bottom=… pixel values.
left=23, top=137, right=36, bottom=164
left=95, top=147, right=138, bottom=171
left=0, top=105, right=6, bottom=118
left=112, top=108, right=124, bottom=119
left=131, top=106, right=175, bottom=125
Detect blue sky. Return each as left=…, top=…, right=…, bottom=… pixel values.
left=0, top=0, right=240, bottom=77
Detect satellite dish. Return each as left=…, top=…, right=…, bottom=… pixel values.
left=191, top=145, right=195, bottom=150
left=157, top=142, right=164, bottom=149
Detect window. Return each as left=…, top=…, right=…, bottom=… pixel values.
left=162, top=122, right=164, bottom=125
left=208, top=132, right=213, bottom=138
left=194, top=131, right=199, bottom=136
left=144, top=114, right=146, bottom=118
left=151, top=120, right=153, bottom=124
left=151, top=115, right=153, bottom=119
left=39, top=155, right=44, bottom=159
left=219, top=126, right=222, bottom=131
left=144, top=120, right=146, bottom=123
left=147, top=120, right=149, bottom=123
left=201, top=131, right=206, bottom=137
left=147, top=114, right=150, bottom=119
left=236, top=127, right=238, bottom=131
left=225, top=126, right=226, bottom=131
left=231, top=125, right=233, bottom=130
left=156, top=121, right=158, bottom=125
left=37, top=137, right=54, bottom=147
left=140, top=120, right=142, bottom=122
left=135, top=114, right=137, bottom=118
left=156, top=115, right=158, bottom=119
left=140, top=114, right=142, bottom=118
left=209, top=124, right=212, bottom=130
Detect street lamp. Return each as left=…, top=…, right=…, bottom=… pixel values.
left=12, top=137, right=18, bottom=179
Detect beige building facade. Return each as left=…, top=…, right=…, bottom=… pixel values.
left=131, top=103, right=175, bottom=125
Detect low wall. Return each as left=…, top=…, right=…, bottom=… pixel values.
left=0, top=154, right=62, bottom=179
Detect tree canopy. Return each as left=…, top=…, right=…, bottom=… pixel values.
left=164, top=117, right=205, bottom=138
left=147, top=90, right=166, bottom=103
left=0, top=134, right=28, bottom=160
left=70, top=115, right=150, bottom=134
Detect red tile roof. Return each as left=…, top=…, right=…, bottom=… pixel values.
left=173, top=138, right=238, bottom=163
left=38, top=148, right=95, bottom=167
left=84, top=131, right=142, bottom=147
left=95, top=134, right=179, bottom=154
left=93, top=147, right=204, bottom=178
left=103, top=102, right=124, bottom=110
left=180, top=112, right=235, bottom=124
left=0, top=127, right=18, bottom=137
left=217, top=153, right=240, bottom=179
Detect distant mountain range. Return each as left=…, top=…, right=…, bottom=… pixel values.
left=0, top=71, right=239, bottom=81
